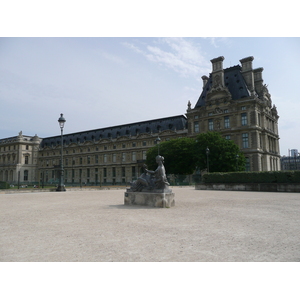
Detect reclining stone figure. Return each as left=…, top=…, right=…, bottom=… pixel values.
left=129, top=155, right=170, bottom=192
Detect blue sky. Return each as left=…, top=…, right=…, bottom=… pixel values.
left=1, top=37, right=299, bottom=156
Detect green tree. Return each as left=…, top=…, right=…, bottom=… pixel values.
left=146, top=137, right=197, bottom=175
left=194, top=132, right=246, bottom=172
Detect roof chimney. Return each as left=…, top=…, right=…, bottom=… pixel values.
left=253, top=67, right=264, bottom=94
left=240, top=56, right=254, bottom=71
left=210, top=56, right=225, bottom=87
left=240, top=56, right=255, bottom=93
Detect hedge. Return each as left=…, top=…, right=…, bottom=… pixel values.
left=0, top=181, right=10, bottom=189
left=202, top=171, right=300, bottom=184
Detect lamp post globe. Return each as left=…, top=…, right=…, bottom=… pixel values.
left=56, top=113, right=66, bottom=191
left=58, top=113, right=66, bottom=129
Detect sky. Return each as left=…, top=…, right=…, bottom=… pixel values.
left=1, top=37, right=299, bottom=156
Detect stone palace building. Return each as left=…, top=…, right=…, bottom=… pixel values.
left=0, top=56, right=281, bottom=185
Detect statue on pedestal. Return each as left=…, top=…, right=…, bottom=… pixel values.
left=125, top=155, right=174, bottom=207
left=129, top=155, right=170, bottom=192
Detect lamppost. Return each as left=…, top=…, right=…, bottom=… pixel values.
left=206, top=147, right=210, bottom=173
left=56, top=113, right=66, bottom=191
left=156, top=136, right=161, bottom=155
left=236, top=154, right=239, bottom=171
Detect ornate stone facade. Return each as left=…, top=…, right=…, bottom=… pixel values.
left=38, top=115, right=188, bottom=186
left=0, top=56, right=281, bottom=185
left=0, top=132, right=42, bottom=184
left=186, top=56, right=280, bottom=172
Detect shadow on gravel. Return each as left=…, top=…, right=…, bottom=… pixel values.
left=108, top=204, right=159, bottom=210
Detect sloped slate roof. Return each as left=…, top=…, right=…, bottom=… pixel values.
left=40, top=115, right=187, bottom=148
left=195, top=65, right=251, bottom=108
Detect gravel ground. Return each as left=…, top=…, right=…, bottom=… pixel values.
left=1, top=187, right=299, bottom=262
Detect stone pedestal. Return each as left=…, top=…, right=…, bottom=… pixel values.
left=124, top=191, right=175, bottom=208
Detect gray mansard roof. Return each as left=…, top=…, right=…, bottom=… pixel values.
left=195, top=65, right=251, bottom=108
left=40, top=115, right=187, bottom=148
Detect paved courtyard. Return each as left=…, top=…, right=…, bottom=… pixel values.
left=1, top=187, right=299, bottom=262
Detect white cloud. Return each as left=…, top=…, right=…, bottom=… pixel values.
left=162, top=37, right=206, bottom=64
left=122, top=42, right=144, bottom=54
left=100, top=51, right=126, bottom=66
left=123, top=38, right=210, bottom=78
left=202, top=37, right=231, bottom=48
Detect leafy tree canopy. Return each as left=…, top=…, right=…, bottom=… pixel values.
left=195, top=132, right=246, bottom=172
left=145, top=132, right=246, bottom=175
left=146, top=137, right=197, bottom=175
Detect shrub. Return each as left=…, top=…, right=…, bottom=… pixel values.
left=202, top=171, right=300, bottom=184
left=0, top=181, right=10, bottom=189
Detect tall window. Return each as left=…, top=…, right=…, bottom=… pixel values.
left=24, top=170, right=28, bottom=181
left=224, top=116, right=230, bottom=128
left=87, top=156, right=91, bottom=164
left=104, top=154, right=107, bottom=163
left=245, top=157, right=250, bottom=171
left=113, top=154, right=116, bottom=163
left=194, top=121, right=199, bottom=133
left=259, top=134, right=262, bottom=148
left=242, top=133, right=249, bottom=148
left=25, top=156, right=29, bottom=164
left=132, top=166, right=136, bottom=178
left=241, top=113, right=248, bottom=126
left=142, top=151, right=147, bottom=160
left=132, top=152, right=136, bottom=162
left=122, top=153, right=126, bottom=162
left=208, top=119, right=214, bottom=131
left=95, top=155, right=99, bottom=164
